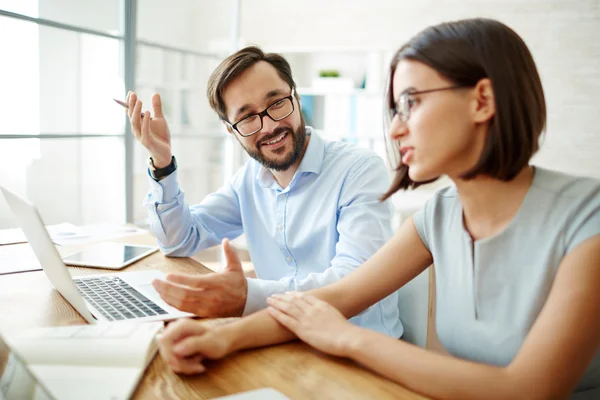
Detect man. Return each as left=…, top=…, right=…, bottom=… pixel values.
left=126, top=46, right=402, bottom=337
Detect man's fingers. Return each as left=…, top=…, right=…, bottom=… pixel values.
left=160, top=319, right=207, bottom=345
left=152, top=93, right=164, bottom=118
left=153, top=279, right=200, bottom=307
left=152, top=279, right=215, bottom=314
left=171, top=357, right=206, bottom=375
left=222, top=239, right=243, bottom=273
left=165, top=273, right=219, bottom=290
left=158, top=319, right=207, bottom=370
left=141, top=108, right=151, bottom=144
left=128, top=92, right=137, bottom=119
left=173, top=333, right=215, bottom=358
left=171, top=356, right=206, bottom=375
left=131, top=99, right=143, bottom=136
left=164, top=274, right=193, bottom=285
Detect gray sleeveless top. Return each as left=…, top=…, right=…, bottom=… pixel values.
left=413, top=167, right=600, bottom=398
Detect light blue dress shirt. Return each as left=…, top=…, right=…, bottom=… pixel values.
left=144, top=127, right=403, bottom=337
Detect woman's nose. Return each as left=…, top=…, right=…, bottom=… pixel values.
left=388, top=114, right=408, bottom=141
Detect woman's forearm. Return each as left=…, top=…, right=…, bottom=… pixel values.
left=218, top=283, right=350, bottom=353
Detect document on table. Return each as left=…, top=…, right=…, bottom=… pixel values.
left=0, top=244, right=42, bottom=275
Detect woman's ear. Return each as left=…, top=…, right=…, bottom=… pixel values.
left=472, top=78, right=496, bottom=124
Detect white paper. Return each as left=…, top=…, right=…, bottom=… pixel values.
left=50, top=223, right=148, bottom=246
left=0, top=228, right=27, bottom=245
left=0, top=223, right=148, bottom=247
left=0, top=223, right=91, bottom=246
left=0, top=245, right=42, bottom=274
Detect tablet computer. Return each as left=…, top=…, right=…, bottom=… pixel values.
left=62, top=243, right=159, bottom=270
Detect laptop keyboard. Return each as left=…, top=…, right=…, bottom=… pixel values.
left=73, top=276, right=167, bottom=321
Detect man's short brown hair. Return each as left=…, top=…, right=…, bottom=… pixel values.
left=207, top=46, right=297, bottom=122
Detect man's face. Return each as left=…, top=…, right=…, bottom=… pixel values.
left=222, top=61, right=306, bottom=171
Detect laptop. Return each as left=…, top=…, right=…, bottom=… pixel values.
left=0, top=332, right=55, bottom=400
left=0, top=185, right=193, bottom=324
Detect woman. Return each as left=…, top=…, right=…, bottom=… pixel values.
left=158, top=18, right=600, bottom=399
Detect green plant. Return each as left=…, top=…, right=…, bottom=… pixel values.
left=319, top=70, right=340, bottom=78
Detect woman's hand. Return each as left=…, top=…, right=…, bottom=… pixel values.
left=267, top=292, right=362, bottom=357
left=158, top=319, right=232, bottom=374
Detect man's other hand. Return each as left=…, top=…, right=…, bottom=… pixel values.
left=152, top=238, right=248, bottom=317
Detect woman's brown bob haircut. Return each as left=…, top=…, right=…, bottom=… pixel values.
left=207, top=46, right=297, bottom=122
left=381, top=18, right=546, bottom=201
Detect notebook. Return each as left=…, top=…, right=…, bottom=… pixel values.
left=3, top=322, right=162, bottom=400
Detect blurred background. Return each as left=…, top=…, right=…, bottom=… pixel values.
left=0, top=0, right=599, bottom=229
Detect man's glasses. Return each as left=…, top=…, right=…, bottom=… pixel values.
left=226, top=88, right=296, bottom=137
left=391, top=86, right=467, bottom=123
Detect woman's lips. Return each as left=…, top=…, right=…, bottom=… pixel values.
left=400, top=146, right=414, bottom=164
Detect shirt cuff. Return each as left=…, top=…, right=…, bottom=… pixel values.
left=242, top=277, right=293, bottom=316
left=147, top=169, right=180, bottom=203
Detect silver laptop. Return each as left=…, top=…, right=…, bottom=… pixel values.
left=0, top=185, right=192, bottom=324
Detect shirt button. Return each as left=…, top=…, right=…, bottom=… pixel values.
left=286, top=256, right=292, bottom=263
left=277, top=224, right=283, bottom=231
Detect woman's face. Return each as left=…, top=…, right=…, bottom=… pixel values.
left=389, top=60, right=490, bottom=182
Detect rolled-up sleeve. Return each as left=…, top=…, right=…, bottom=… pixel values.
left=144, top=169, right=244, bottom=257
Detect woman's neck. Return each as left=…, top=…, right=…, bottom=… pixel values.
left=453, top=166, right=535, bottom=241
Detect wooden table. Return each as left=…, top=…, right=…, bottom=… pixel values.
left=0, top=235, right=427, bottom=400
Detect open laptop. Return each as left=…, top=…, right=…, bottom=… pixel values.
left=0, top=185, right=192, bottom=324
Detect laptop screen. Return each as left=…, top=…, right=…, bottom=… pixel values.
left=0, top=334, right=54, bottom=400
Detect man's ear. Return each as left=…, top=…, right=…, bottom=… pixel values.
left=472, top=78, right=495, bottom=124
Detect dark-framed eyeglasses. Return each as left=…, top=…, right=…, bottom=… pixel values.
left=391, top=85, right=468, bottom=123
left=226, top=88, right=296, bottom=137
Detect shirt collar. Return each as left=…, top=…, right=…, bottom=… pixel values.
left=256, top=126, right=324, bottom=188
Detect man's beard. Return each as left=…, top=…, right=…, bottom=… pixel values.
left=241, top=123, right=307, bottom=172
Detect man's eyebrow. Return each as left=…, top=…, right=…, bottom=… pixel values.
left=233, top=104, right=252, bottom=120
left=264, top=89, right=286, bottom=100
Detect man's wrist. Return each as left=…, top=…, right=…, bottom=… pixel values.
left=214, top=323, right=241, bottom=354
left=152, top=155, right=172, bottom=169
left=148, top=155, right=177, bottom=180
